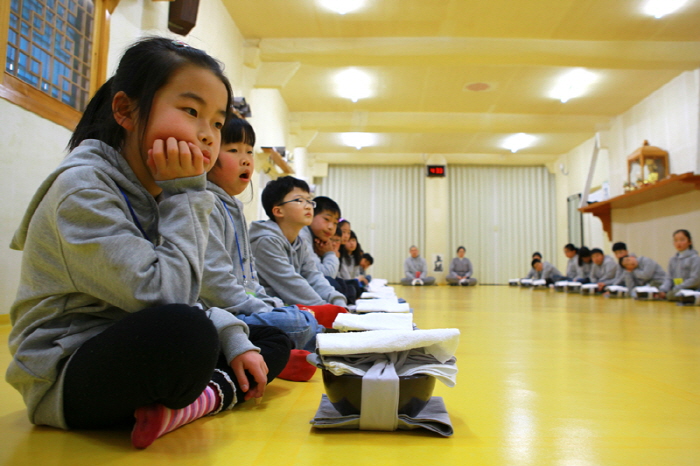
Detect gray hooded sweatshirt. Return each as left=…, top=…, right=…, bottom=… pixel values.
left=199, top=182, right=284, bottom=315
left=6, top=140, right=255, bottom=429
left=248, top=219, right=346, bottom=306
left=615, top=256, right=667, bottom=289
left=660, top=248, right=700, bottom=293
left=590, top=255, right=618, bottom=285
left=298, top=226, right=340, bottom=278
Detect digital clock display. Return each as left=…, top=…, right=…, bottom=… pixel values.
left=427, top=165, right=446, bottom=177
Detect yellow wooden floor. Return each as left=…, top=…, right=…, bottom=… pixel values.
left=2, top=286, right=700, bottom=465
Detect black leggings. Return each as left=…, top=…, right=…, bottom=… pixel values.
left=63, top=304, right=292, bottom=429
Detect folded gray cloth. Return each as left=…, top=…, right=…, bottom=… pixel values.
left=310, top=394, right=454, bottom=437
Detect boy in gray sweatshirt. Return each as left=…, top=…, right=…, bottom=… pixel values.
left=590, top=248, right=619, bottom=291
left=249, top=177, right=347, bottom=307
left=614, top=255, right=667, bottom=294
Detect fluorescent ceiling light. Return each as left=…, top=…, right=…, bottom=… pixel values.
left=550, top=68, right=597, bottom=103
left=334, top=68, right=373, bottom=102
left=503, top=133, right=537, bottom=153
left=319, top=0, right=366, bottom=15
left=340, top=132, right=377, bottom=149
left=643, top=0, right=687, bottom=18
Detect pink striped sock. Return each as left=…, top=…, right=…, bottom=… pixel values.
left=131, top=384, right=220, bottom=449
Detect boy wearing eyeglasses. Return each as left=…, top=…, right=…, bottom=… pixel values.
left=249, top=176, right=348, bottom=311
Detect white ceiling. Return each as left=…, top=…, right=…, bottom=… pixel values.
left=222, top=0, right=700, bottom=165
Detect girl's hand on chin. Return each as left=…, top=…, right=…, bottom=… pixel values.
left=147, top=137, right=206, bottom=181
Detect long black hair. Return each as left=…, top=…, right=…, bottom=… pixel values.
left=69, top=37, right=234, bottom=151
left=340, top=230, right=363, bottom=264
left=578, top=246, right=592, bottom=265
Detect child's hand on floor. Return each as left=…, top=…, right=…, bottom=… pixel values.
left=230, top=350, right=268, bottom=401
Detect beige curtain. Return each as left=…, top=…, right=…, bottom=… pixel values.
left=315, top=165, right=426, bottom=283
left=448, top=166, right=557, bottom=284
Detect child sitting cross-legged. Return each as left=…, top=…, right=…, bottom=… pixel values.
left=201, top=118, right=322, bottom=359
left=249, top=176, right=348, bottom=329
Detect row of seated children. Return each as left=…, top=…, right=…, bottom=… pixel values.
left=5, top=38, right=357, bottom=450
left=298, top=206, right=374, bottom=304
left=522, top=230, right=700, bottom=301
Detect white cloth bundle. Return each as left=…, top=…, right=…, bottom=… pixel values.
left=677, top=289, right=700, bottom=297
left=367, top=279, right=389, bottom=291
left=520, top=279, right=533, bottom=286
left=360, top=290, right=397, bottom=299
left=532, top=279, right=547, bottom=287
left=355, top=298, right=410, bottom=313
left=316, top=328, right=460, bottom=364
left=635, top=285, right=659, bottom=293
left=333, top=313, right=414, bottom=332
left=580, top=283, right=598, bottom=295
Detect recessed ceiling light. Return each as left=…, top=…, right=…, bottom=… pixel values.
left=503, top=133, right=537, bottom=153
left=340, top=132, right=377, bottom=149
left=319, top=0, right=366, bottom=15
left=549, top=68, right=597, bottom=103
left=643, top=0, right=687, bottom=18
left=334, top=68, right=373, bottom=102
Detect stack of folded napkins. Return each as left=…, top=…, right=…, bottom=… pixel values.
left=580, top=283, right=598, bottom=295
left=308, top=329, right=459, bottom=436
left=333, top=313, right=414, bottom=332
left=355, top=298, right=411, bottom=313
left=634, top=285, right=659, bottom=299
left=606, top=285, right=629, bottom=297
left=677, top=289, right=700, bottom=305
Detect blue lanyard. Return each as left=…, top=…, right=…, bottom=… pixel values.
left=119, top=187, right=151, bottom=243
left=220, top=198, right=256, bottom=283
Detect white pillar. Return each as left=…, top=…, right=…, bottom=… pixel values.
left=293, top=147, right=309, bottom=182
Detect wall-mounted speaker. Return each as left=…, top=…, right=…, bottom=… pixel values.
left=168, top=0, right=200, bottom=36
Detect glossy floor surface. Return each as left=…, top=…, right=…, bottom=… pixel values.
left=1, top=286, right=700, bottom=465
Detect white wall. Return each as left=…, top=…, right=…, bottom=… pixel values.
left=554, top=69, right=700, bottom=271
left=0, top=100, right=72, bottom=316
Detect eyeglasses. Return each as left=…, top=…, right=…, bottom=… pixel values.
left=276, top=198, right=317, bottom=208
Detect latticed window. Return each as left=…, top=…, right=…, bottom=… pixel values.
left=6, top=0, right=94, bottom=111
left=1, top=0, right=113, bottom=129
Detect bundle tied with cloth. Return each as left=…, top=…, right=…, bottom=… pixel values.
left=307, top=328, right=459, bottom=437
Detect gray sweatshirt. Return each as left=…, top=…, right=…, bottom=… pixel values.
left=338, top=255, right=361, bottom=280
left=248, top=219, right=347, bottom=306
left=298, top=226, right=340, bottom=278
left=6, top=140, right=255, bottom=429
left=590, top=255, right=618, bottom=285
left=199, top=182, right=284, bottom=315
left=448, top=257, right=473, bottom=278
left=660, top=248, right=700, bottom=293
left=566, top=254, right=578, bottom=278
left=615, top=256, right=667, bottom=289
left=534, top=261, right=562, bottom=281
left=574, top=261, right=593, bottom=281
left=404, top=256, right=429, bottom=279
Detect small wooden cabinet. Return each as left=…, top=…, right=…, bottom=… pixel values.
left=627, top=140, right=669, bottom=189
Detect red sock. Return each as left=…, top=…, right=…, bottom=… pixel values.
left=131, top=384, right=221, bottom=449
left=299, top=304, right=347, bottom=329
left=278, top=349, right=317, bottom=382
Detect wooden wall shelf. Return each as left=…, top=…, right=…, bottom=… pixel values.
left=579, top=172, right=700, bottom=241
